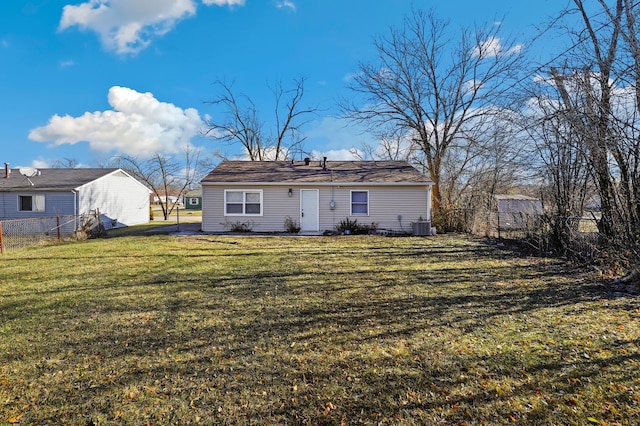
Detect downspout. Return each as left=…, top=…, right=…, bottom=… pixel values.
left=72, top=190, right=77, bottom=233
left=426, top=184, right=433, bottom=221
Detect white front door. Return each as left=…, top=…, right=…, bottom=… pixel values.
left=300, top=189, right=319, bottom=232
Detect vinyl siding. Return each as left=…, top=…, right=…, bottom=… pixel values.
left=78, top=170, right=150, bottom=228
left=202, top=184, right=430, bottom=233
left=202, top=185, right=301, bottom=232
left=0, top=191, right=75, bottom=219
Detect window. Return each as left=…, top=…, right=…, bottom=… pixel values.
left=18, top=194, right=45, bottom=212
left=351, top=190, right=369, bottom=216
left=189, top=197, right=200, bottom=205
left=225, top=190, right=263, bottom=216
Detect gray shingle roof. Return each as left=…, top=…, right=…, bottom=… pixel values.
left=0, top=168, right=120, bottom=191
left=201, top=161, right=431, bottom=184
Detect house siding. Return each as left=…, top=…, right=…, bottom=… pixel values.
left=202, top=184, right=430, bottom=233
left=0, top=191, right=75, bottom=220
left=185, top=197, right=202, bottom=210
left=78, top=170, right=150, bottom=228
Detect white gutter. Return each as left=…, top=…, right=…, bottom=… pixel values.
left=71, top=190, right=77, bottom=232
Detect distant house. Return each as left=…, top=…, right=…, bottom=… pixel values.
left=0, top=164, right=150, bottom=230
left=184, top=189, right=202, bottom=210
left=151, top=193, right=180, bottom=205
left=201, top=160, right=433, bottom=234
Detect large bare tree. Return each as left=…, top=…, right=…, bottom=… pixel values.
left=204, top=77, right=318, bottom=161
left=521, top=0, right=640, bottom=272
left=553, top=0, right=640, bottom=243
left=341, top=8, right=525, bottom=210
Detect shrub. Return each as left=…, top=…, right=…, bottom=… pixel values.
left=224, top=220, right=253, bottom=232
left=335, top=218, right=378, bottom=235
left=284, top=216, right=301, bottom=233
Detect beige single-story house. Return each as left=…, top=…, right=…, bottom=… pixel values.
left=200, top=159, right=434, bottom=234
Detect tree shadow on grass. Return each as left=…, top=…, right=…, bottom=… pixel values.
left=2, top=235, right=637, bottom=424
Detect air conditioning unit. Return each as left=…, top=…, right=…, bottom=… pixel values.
left=412, top=221, right=431, bottom=236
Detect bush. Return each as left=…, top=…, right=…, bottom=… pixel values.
left=432, top=208, right=473, bottom=233
left=284, top=216, right=301, bottom=233
left=335, top=218, right=378, bottom=235
left=224, top=220, right=253, bottom=232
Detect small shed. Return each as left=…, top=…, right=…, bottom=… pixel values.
left=184, top=188, right=202, bottom=210
left=493, top=194, right=542, bottom=235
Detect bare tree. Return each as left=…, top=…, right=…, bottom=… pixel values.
left=204, top=77, right=318, bottom=161
left=521, top=69, right=593, bottom=255
left=455, top=115, right=531, bottom=234
left=51, top=157, right=80, bottom=168
left=554, top=0, right=640, bottom=243
left=522, top=0, right=640, bottom=272
left=115, top=146, right=203, bottom=220
left=341, top=8, right=525, bottom=210
left=349, top=133, right=422, bottom=162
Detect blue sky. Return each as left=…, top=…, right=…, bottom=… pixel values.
left=0, top=0, right=570, bottom=169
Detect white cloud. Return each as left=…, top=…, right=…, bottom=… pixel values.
left=202, top=0, right=245, bottom=5
left=31, top=159, right=52, bottom=169
left=310, top=148, right=361, bottom=161
left=276, top=1, right=296, bottom=11
left=59, top=0, right=243, bottom=55
left=343, top=72, right=359, bottom=83
left=472, top=36, right=523, bottom=59
left=28, top=86, right=205, bottom=158
left=59, top=60, right=75, bottom=68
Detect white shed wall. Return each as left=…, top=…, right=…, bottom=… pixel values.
left=78, top=170, right=150, bottom=227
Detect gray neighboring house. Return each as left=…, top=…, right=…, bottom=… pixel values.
left=201, top=160, right=433, bottom=234
left=0, top=164, right=150, bottom=230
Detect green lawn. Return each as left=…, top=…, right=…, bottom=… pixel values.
left=1, top=234, right=638, bottom=425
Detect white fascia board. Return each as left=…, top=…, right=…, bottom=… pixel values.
left=74, top=168, right=151, bottom=193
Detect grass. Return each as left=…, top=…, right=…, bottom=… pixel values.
left=150, top=205, right=201, bottom=223
left=1, top=233, right=639, bottom=425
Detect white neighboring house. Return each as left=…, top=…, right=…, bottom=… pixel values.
left=0, top=164, right=150, bottom=230
left=201, top=160, right=434, bottom=234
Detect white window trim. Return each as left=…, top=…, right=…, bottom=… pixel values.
left=350, top=190, right=369, bottom=216
left=18, top=194, right=46, bottom=213
left=224, top=189, right=263, bottom=217
left=189, top=197, right=200, bottom=205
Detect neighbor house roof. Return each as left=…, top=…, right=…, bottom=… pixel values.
left=0, top=168, right=133, bottom=191
left=201, top=160, right=432, bottom=185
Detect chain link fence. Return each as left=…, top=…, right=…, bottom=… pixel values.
left=0, top=211, right=104, bottom=254
left=432, top=207, right=605, bottom=261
